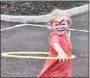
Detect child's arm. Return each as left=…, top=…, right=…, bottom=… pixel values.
left=53, top=43, right=65, bottom=55
left=53, top=43, right=69, bottom=61
left=51, top=36, right=69, bottom=61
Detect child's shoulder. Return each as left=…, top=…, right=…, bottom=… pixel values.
left=49, top=32, right=59, bottom=38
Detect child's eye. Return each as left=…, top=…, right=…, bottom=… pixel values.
left=61, top=23, right=65, bottom=25
left=55, top=24, right=59, bottom=26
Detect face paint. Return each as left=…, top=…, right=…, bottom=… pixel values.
left=54, top=26, right=69, bottom=31
left=53, top=19, right=70, bottom=31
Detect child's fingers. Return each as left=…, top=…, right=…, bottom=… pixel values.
left=60, top=56, right=69, bottom=62
left=63, top=56, right=69, bottom=61
left=57, top=54, right=71, bottom=62
left=64, top=54, right=70, bottom=61
left=64, top=56, right=69, bottom=61
left=57, top=55, right=76, bottom=61
left=61, top=57, right=65, bottom=62
left=57, top=56, right=63, bottom=61
left=59, top=57, right=65, bottom=62
left=58, top=57, right=62, bottom=61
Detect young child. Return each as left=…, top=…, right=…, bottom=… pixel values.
left=38, top=9, right=72, bottom=77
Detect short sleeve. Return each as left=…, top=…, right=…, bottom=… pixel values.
left=49, top=35, right=60, bottom=47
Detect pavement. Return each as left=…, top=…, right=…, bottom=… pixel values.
left=1, top=12, right=89, bottom=77
left=1, top=4, right=88, bottom=23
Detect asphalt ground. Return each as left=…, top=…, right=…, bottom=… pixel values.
left=1, top=12, right=89, bottom=77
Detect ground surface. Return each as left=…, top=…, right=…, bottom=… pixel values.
left=1, top=1, right=88, bottom=15
left=1, top=12, right=89, bottom=77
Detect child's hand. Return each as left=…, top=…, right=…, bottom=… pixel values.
left=57, top=52, right=69, bottom=62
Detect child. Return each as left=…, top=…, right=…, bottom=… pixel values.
left=38, top=9, right=72, bottom=77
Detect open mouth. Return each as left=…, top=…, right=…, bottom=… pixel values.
left=58, top=30, right=64, bottom=32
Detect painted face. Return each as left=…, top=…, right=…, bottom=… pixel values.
left=54, top=20, right=69, bottom=31
left=51, top=17, right=70, bottom=35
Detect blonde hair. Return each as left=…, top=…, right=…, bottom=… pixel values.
left=49, top=9, right=72, bottom=26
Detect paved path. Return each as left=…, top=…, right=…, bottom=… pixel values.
left=1, top=12, right=89, bottom=77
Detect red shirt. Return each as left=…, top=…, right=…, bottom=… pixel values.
left=49, top=31, right=72, bottom=56
left=38, top=31, right=72, bottom=77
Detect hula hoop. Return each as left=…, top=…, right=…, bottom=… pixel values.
left=1, top=52, right=76, bottom=60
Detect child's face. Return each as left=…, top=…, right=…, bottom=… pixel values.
left=51, top=17, right=69, bottom=35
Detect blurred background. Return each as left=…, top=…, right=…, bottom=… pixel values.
left=1, top=1, right=89, bottom=15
